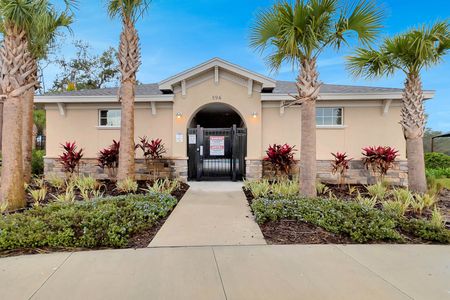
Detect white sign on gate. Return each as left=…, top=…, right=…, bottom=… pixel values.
left=188, top=134, right=196, bottom=145
left=210, top=136, right=225, bottom=156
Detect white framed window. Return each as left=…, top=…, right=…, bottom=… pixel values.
left=316, top=107, right=343, bottom=126
left=98, top=109, right=121, bottom=127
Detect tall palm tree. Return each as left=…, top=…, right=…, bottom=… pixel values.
left=250, top=0, right=383, bottom=196
left=0, top=0, right=47, bottom=209
left=347, top=21, right=450, bottom=193
left=107, top=0, right=149, bottom=182
left=22, top=3, right=74, bottom=183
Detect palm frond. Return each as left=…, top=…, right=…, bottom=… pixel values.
left=333, top=0, right=384, bottom=49
left=107, top=0, right=151, bottom=23
left=346, top=47, right=395, bottom=79
left=347, top=20, right=450, bottom=78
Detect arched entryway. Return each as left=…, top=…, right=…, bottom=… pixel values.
left=187, top=103, right=247, bottom=181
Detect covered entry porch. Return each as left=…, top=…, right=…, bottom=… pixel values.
left=187, top=103, right=247, bottom=181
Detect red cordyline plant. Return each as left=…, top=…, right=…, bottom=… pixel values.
left=264, top=144, right=297, bottom=177
left=58, top=142, right=83, bottom=175
left=331, top=152, right=352, bottom=186
left=136, top=137, right=166, bottom=160
left=97, top=140, right=120, bottom=178
left=362, top=146, right=399, bottom=179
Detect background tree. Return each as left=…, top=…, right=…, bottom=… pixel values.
left=50, top=40, right=119, bottom=92
left=348, top=21, right=450, bottom=192
left=107, top=0, right=150, bottom=182
left=21, top=2, right=74, bottom=183
left=250, top=0, right=383, bottom=196
left=0, top=0, right=44, bottom=209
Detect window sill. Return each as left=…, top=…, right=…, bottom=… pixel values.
left=316, top=125, right=347, bottom=129
left=96, top=126, right=121, bottom=130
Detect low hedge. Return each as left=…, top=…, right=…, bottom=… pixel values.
left=251, top=197, right=450, bottom=244
left=425, top=152, right=450, bottom=169
left=426, top=167, right=450, bottom=179
left=0, top=193, right=177, bottom=250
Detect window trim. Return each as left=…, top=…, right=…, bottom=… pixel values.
left=98, top=109, right=121, bottom=129
left=316, top=107, right=344, bottom=127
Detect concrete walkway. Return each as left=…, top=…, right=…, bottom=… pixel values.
left=1, top=245, right=449, bottom=300
left=149, top=182, right=266, bottom=247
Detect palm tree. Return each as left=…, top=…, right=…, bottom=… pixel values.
left=22, top=3, right=74, bottom=183
left=107, top=0, right=149, bottom=182
left=347, top=21, right=450, bottom=193
left=250, top=0, right=383, bottom=196
left=0, top=0, right=47, bottom=209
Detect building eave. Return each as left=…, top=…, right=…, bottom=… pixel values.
left=261, top=91, right=435, bottom=101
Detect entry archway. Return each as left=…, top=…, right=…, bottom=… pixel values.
left=189, top=103, right=246, bottom=128
left=187, top=103, right=247, bottom=181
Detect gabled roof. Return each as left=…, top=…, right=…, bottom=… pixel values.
left=158, top=57, right=277, bottom=91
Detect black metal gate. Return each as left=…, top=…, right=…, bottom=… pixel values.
left=187, top=125, right=247, bottom=181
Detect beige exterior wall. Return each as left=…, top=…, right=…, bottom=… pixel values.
left=44, top=71, right=406, bottom=164
left=262, top=100, right=406, bottom=160
left=45, top=102, right=173, bottom=158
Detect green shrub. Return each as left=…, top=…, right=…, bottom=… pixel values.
left=251, top=197, right=402, bottom=243
left=425, top=152, right=450, bottom=169
left=0, top=193, right=177, bottom=250
left=399, top=218, right=450, bottom=243
left=32, top=150, right=45, bottom=175
left=426, top=168, right=450, bottom=179
left=251, top=196, right=450, bottom=244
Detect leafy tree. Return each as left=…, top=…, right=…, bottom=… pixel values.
left=250, top=0, right=383, bottom=196
left=33, top=109, right=46, bottom=135
left=50, top=40, right=120, bottom=92
left=348, top=21, right=450, bottom=192
left=107, top=0, right=150, bottom=182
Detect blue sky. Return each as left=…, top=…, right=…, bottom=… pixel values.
left=47, top=0, right=450, bottom=131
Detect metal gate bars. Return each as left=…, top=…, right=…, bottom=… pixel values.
left=187, top=125, right=247, bottom=181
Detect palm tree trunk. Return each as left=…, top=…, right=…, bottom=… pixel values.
left=297, top=58, right=321, bottom=197
left=1, top=95, right=25, bottom=209
left=116, top=18, right=140, bottom=182
left=0, top=100, right=3, bottom=152
left=0, top=25, right=36, bottom=209
left=22, top=82, right=36, bottom=183
left=117, top=80, right=136, bottom=181
left=401, top=74, right=427, bottom=193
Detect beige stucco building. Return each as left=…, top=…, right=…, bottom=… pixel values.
left=36, top=58, right=434, bottom=184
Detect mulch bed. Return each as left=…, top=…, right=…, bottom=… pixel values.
left=0, top=180, right=189, bottom=257
left=261, top=219, right=352, bottom=244
left=244, top=184, right=450, bottom=245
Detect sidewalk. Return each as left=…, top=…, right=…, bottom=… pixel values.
left=149, top=182, right=266, bottom=247
left=1, top=245, right=449, bottom=300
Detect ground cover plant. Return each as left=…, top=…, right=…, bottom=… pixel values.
left=244, top=178, right=450, bottom=244
left=0, top=175, right=189, bottom=256
left=0, top=193, right=177, bottom=251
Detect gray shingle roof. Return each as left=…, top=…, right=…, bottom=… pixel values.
left=272, top=80, right=403, bottom=94
left=45, top=81, right=403, bottom=97
left=45, top=83, right=163, bottom=96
